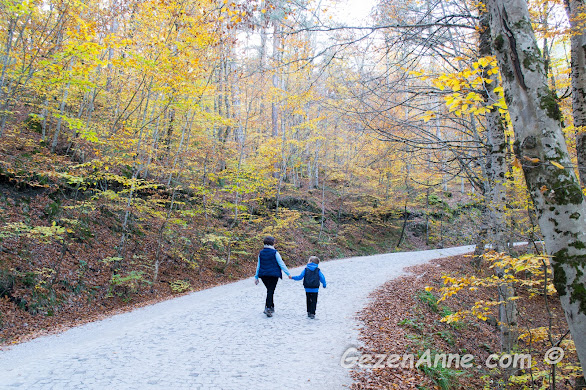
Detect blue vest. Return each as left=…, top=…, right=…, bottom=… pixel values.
left=258, top=248, right=282, bottom=278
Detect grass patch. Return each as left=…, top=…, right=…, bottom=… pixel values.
left=417, top=290, right=440, bottom=312
left=418, top=350, right=467, bottom=390
left=398, top=317, right=426, bottom=332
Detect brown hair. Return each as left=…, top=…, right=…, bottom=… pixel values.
left=263, top=236, right=275, bottom=246
left=308, top=256, right=320, bottom=264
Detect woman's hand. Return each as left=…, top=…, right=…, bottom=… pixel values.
left=255, top=279, right=259, bottom=285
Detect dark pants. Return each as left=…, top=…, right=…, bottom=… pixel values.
left=306, top=292, right=319, bottom=315
left=261, top=276, right=279, bottom=309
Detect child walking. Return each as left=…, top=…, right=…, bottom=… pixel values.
left=292, top=256, right=326, bottom=319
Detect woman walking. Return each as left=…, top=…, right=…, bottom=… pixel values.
left=254, top=236, right=292, bottom=317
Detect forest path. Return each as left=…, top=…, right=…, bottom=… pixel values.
left=0, top=245, right=475, bottom=389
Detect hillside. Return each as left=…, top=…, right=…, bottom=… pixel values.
left=0, top=124, right=493, bottom=344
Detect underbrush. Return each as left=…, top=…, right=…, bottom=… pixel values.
left=352, top=252, right=583, bottom=389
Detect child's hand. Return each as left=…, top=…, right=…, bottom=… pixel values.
left=288, top=275, right=293, bottom=279
left=255, top=279, right=259, bottom=285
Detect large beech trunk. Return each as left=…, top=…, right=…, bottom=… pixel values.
left=486, top=0, right=586, bottom=373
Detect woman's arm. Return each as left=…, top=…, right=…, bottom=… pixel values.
left=254, top=256, right=260, bottom=279
left=275, top=251, right=291, bottom=276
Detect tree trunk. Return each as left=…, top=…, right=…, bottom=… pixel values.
left=486, top=0, right=586, bottom=373
left=480, top=8, right=509, bottom=253
left=497, top=282, right=518, bottom=352
left=0, top=17, right=17, bottom=135
left=564, top=0, right=586, bottom=188
left=51, top=80, right=71, bottom=153
left=473, top=205, right=489, bottom=267
left=271, top=23, right=280, bottom=138
left=479, top=8, right=518, bottom=355
left=396, top=200, right=408, bottom=249
left=41, top=97, right=49, bottom=143
left=106, top=0, right=119, bottom=92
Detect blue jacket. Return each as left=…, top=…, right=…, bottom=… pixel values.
left=255, top=246, right=290, bottom=279
left=292, top=262, right=326, bottom=292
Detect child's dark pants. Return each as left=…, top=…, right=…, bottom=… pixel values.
left=261, top=276, right=279, bottom=309
left=306, top=292, right=319, bottom=315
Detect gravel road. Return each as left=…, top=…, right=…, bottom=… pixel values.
left=0, top=245, right=475, bottom=389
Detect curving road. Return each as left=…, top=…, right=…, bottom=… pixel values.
left=0, top=245, right=475, bottom=389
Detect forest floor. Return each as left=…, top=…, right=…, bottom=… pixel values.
left=0, top=246, right=474, bottom=389
left=351, top=249, right=583, bottom=389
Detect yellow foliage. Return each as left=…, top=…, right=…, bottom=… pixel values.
left=437, top=252, right=557, bottom=328
left=412, top=56, right=508, bottom=122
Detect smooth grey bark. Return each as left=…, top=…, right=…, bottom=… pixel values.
left=484, top=95, right=508, bottom=254
left=0, top=15, right=24, bottom=137
left=51, top=80, right=71, bottom=153
left=0, top=18, right=16, bottom=99
left=564, top=0, right=586, bottom=188
left=472, top=205, right=489, bottom=265
left=0, top=17, right=16, bottom=137
left=487, top=0, right=586, bottom=373
left=106, top=0, right=119, bottom=92
left=271, top=23, right=280, bottom=138
left=41, top=97, right=48, bottom=142
left=479, top=7, right=517, bottom=354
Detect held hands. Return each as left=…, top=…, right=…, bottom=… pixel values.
left=288, top=275, right=293, bottom=279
